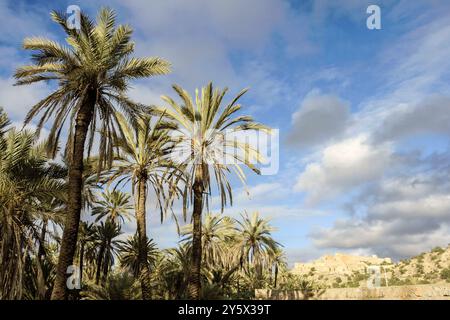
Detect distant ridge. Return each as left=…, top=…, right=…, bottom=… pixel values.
left=291, top=245, right=450, bottom=288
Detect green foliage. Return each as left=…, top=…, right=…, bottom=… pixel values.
left=416, top=254, right=425, bottom=263
left=92, top=189, right=134, bottom=224
left=440, top=268, right=450, bottom=281
left=389, top=277, right=413, bottom=286
left=431, top=247, right=444, bottom=254
left=416, top=263, right=424, bottom=274
left=117, top=234, right=159, bottom=278
left=81, top=272, right=141, bottom=300
left=0, top=115, right=66, bottom=299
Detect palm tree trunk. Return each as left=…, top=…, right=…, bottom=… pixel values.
left=95, top=244, right=105, bottom=285
left=102, top=255, right=109, bottom=283
left=37, top=219, right=48, bottom=299
left=136, top=177, right=152, bottom=300
left=51, top=88, right=95, bottom=300
left=102, top=239, right=111, bottom=283
left=79, top=241, right=84, bottom=289
left=274, top=264, right=278, bottom=288
left=37, top=219, right=47, bottom=259
left=187, top=177, right=203, bottom=299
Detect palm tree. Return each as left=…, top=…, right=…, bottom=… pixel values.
left=14, top=8, right=171, bottom=299
left=0, top=107, right=8, bottom=138
left=162, top=244, right=192, bottom=299
left=269, top=248, right=286, bottom=289
left=0, top=118, right=65, bottom=299
left=92, top=189, right=133, bottom=225
left=108, top=112, right=179, bottom=299
left=234, top=212, right=280, bottom=288
left=158, top=83, right=269, bottom=298
left=117, top=234, right=158, bottom=278
left=92, top=221, right=122, bottom=284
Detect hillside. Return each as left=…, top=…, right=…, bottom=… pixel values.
left=291, top=245, right=450, bottom=289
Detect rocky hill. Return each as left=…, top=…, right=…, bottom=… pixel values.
left=291, top=245, right=450, bottom=289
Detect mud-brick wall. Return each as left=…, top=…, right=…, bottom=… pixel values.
left=255, top=284, right=450, bottom=300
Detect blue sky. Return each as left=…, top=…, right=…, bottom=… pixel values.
left=1, top=0, right=450, bottom=264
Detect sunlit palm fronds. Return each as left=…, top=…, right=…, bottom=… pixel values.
left=157, top=82, right=270, bottom=215
left=14, top=7, right=171, bottom=164
left=92, top=189, right=133, bottom=225
left=234, top=212, right=281, bottom=283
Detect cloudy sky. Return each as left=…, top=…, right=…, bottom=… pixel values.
left=1, top=0, right=450, bottom=264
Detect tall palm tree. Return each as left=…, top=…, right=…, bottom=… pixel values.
left=92, top=189, right=133, bottom=225
left=108, top=112, right=179, bottom=299
left=14, top=8, right=171, bottom=299
left=158, top=83, right=269, bottom=299
left=234, top=212, right=280, bottom=288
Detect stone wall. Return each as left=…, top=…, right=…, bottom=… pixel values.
left=255, top=284, right=450, bottom=300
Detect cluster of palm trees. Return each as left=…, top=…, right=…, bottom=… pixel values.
left=0, top=7, right=287, bottom=300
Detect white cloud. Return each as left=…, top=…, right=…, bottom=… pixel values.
left=294, top=135, right=392, bottom=204
left=310, top=167, right=450, bottom=260
left=0, top=77, right=50, bottom=121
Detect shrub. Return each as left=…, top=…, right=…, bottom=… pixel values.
left=431, top=246, right=444, bottom=254
left=440, top=268, right=450, bottom=281
left=416, top=263, right=424, bottom=274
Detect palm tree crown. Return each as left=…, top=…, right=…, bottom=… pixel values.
left=92, top=189, right=133, bottom=225
left=160, top=82, right=269, bottom=212
left=235, top=212, right=280, bottom=272
left=14, top=7, right=171, bottom=162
